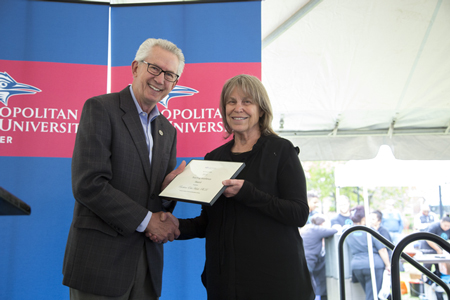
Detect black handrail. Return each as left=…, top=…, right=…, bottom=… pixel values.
left=391, top=231, right=450, bottom=299
left=338, top=226, right=450, bottom=300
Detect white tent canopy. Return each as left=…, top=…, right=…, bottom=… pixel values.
left=262, top=0, right=450, bottom=161
left=335, top=145, right=450, bottom=187
left=58, top=0, right=450, bottom=161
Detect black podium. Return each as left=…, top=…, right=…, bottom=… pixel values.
left=0, top=186, right=31, bottom=215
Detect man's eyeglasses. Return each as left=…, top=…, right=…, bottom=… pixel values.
left=141, top=61, right=179, bottom=82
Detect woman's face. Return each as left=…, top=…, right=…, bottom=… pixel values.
left=225, top=87, right=263, bottom=136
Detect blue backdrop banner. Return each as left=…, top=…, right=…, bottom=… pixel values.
left=0, top=1, right=261, bottom=299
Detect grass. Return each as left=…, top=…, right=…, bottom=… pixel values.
left=400, top=270, right=422, bottom=300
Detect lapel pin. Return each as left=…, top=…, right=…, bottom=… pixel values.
left=159, top=130, right=163, bottom=136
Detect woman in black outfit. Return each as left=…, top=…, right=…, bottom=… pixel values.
left=177, top=74, right=314, bottom=300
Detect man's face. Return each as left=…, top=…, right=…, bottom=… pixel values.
left=369, top=213, right=380, bottom=228
left=386, top=200, right=395, bottom=211
left=308, top=197, right=319, bottom=211
left=132, top=46, right=179, bottom=113
left=338, top=198, right=350, bottom=214
left=441, top=221, right=450, bottom=232
left=422, top=205, right=430, bottom=216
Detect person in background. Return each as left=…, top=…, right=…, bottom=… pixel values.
left=346, top=205, right=391, bottom=300
left=306, top=191, right=320, bottom=224
left=370, top=210, right=392, bottom=246
left=413, top=202, right=437, bottom=250
left=414, top=203, right=437, bottom=232
left=169, top=74, right=314, bottom=300
left=420, top=215, right=450, bottom=263
left=420, top=215, right=450, bottom=300
left=370, top=208, right=393, bottom=288
left=382, top=199, right=405, bottom=272
left=301, top=214, right=338, bottom=300
left=331, top=195, right=352, bottom=229
left=381, top=199, right=404, bottom=245
left=369, top=210, right=393, bottom=300
left=63, top=38, right=185, bottom=300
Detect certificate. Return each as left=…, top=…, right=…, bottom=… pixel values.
left=159, top=159, right=245, bottom=206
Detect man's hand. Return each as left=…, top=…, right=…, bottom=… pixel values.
left=145, top=212, right=180, bottom=243
left=160, top=211, right=179, bottom=227
left=161, top=161, right=186, bottom=191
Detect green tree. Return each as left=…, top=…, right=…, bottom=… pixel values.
left=305, top=161, right=410, bottom=213
left=305, top=161, right=336, bottom=200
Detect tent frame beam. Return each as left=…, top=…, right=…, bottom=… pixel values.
left=278, top=127, right=450, bottom=138
left=262, top=0, right=323, bottom=49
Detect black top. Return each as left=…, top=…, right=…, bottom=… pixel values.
left=421, top=221, right=450, bottom=252
left=377, top=225, right=393, bottom=256
left=179, top=134, right=314, bottom=300
left=331, top=213, right=352, bottom=227
left=346, top=231, right=386, bottom=270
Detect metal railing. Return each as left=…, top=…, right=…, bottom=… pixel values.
left=338, top=225, right=450, bottom=300
left=391, top=232, right=450, bottom=299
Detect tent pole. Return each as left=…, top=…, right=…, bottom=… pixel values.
left=336, top=187, right=340, bottom=212
left=357, top=187, right=360, bottom=205
left=364, top=186, right=377, bottom=300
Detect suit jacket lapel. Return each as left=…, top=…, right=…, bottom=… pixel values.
left=119, top=87, right=152, bottom=184
left=150, top=116, right=165, bottom=193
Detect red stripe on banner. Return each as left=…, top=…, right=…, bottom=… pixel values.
left=0, top=60, right=107, bottom=158
left=112, top=62, right=262, bottom=157
left=0, top=61, right=260, bottom=158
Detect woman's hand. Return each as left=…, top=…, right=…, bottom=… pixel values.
left=385, top=265, right=391, bottom=275
left=221, top=179, right=244, bottom=198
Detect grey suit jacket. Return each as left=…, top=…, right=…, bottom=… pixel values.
left=63, top=86, right=177, bottom=297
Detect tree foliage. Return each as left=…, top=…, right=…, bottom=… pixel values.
left=304, top=161, right=410, bottom=213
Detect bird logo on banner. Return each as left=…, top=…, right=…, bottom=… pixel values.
left=0, top=72, right=42, bottom=106
left=159, top=85, right=198, bottom=108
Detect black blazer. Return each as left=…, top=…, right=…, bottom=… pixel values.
left=179, top=134, right=314, bottom=300
left=63, top=86, right=177, bottom=297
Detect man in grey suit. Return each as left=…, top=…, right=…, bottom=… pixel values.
left=63, top=38, right=185, bottom=300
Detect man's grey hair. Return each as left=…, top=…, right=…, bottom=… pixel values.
left=134, top=38, right=185, bottom=76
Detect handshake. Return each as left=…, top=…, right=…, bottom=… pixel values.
left=144, top=211, right=180, bottom=244
left=144, top=160, right=185, bottom=244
